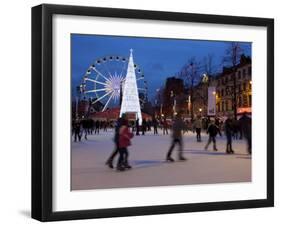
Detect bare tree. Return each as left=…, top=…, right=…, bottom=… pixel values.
left=203, top=53, right=215, bottom=76
left=223, top=42, right=244, bottom=119
left=178, top=57, right=202, bottom=119
left=224, top=42, right=243, bottom=68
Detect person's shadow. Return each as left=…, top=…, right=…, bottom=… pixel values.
left=184, top=149, right=250, bottom=157
left=131, top=160, right=164, bottom=169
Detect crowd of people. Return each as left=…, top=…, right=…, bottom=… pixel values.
left=72, top=112, right=252, bottom=171
left=163, top=112, right=251, bottom=163
left=129, top=118, right=170, bottom=136
left=72, top=118, right=114, bottom=142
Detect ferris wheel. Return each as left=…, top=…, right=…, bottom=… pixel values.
left=79, top=55, right=148, bottom=112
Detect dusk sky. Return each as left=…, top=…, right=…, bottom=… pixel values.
left=71, top=34, right=251, bottom=102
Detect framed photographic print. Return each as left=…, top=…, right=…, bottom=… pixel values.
left=32, top=4, right=274, bottom=221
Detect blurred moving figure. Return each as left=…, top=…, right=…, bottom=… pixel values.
left=166, top=113, right=186, bottom=162
left=239, top=112, right=252, bottom=154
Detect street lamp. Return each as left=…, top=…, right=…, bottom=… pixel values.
left=155, top=88, right=161, bottom=117
left=202, top=73, right=209, bottom=83
left=75, top=85, right=83, bottom=119
left=170, top=90, right=176, bottom=117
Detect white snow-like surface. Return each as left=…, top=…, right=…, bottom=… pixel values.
left=71, top=129, right=251, bottom=190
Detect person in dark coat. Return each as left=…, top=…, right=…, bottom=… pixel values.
left=103, top=121, right=108, bottom=132
left=147, top=120, right=152, bottom=131
left=205, top=120, right=219, bottom=151
left=73, top=119, right=81, bottom=142
left=81, top=118, right=88, bottom=140
left=141, top=118, right=147, bottom=135
left=152, top=117, right=158, bottom=135
left=232, top=119, right=239, bottom=140
left=105, top=117, right=123, bottom=169
left=215, top=117, right=222, bottom=137
left=163, top=118, right=169, bottom=135
left=166, top=113, right=186, bottom=162
left=225, top=115, right=235, bottom=154
left=135, top=118, right=140, bottom=136
left=239, top=112, right=252, bottom=154
left=193, top=115, right=202, bottom=142
left=95, top=120, right=100, bottom=134
left=89, top=118, right=94, bottom=135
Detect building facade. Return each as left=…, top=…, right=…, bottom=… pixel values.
left=216, top=57, right=252, bottom=117
left=191, top=55, right=252, bottom=118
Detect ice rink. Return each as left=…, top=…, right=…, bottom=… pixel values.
left=71, top=129, right=251, bottom=190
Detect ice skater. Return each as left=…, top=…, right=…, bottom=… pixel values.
left=73, top=119, right=81, bottom=142
left=193, top=115, right=202, bottom=142
left=95, top=120, right=100, bottom=134
left=152, top=117, right=158, bottom=135
left=81, top=117, right=88, bottom=140
left=239, top=112, right=252, bottom=154
left=205, top=119, right=219, bottom=151
left=105, top=117, right=123, bottom=169
left=225, top=114, right=235, bottom=154
left=166, top=113, right=186, bottom=162
left=141, top=118, right=147, bottom=135
left=135, top=118, right=140, bottom=136
left=163, top=118, right=169, bottom=135
left=117, top=116, right=134, bottom=171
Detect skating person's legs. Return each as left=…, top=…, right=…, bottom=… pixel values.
left=195, top=128, right=200, bottom=141
left=177, top=139, right=186, bottom=160
left=166, top=139, right=176, bottom=162
left=212, top=136, right=218, bottom=151
left=84, top=128, right=87, bottom=140
left=205, top=136, right=212, bottom=150
left=117, top=148, right=126, bottom=171
left=226, top=134, right=234, bottom=154
left=196, top=128, right=201, bottom=142
left=226, top=134, right=230, bottom=153
left=106, top=144, right=119, bottom=169
left=74, top=130, right=78, bottom=142
left=123, top=148, right=132, bottom=169
left=246, top=134, right=252, bottom=154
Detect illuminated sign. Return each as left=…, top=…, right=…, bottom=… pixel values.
left=237, top=107, right=252, bottom=114
left=208, top=87, right=216, bottom=116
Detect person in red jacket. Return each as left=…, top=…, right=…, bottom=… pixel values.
left=117, top=117, right=134, bottom=171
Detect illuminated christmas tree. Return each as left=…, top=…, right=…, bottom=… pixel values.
left=119, top=49, right=142, bottom=125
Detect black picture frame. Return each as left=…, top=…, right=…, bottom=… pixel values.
left=32, top=4, right=274, bottom=222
